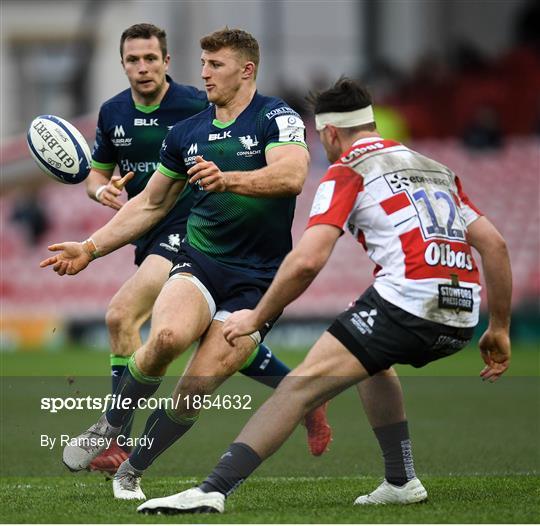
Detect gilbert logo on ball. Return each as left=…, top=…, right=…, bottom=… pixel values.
left=26, top=115, right=92, bottom=184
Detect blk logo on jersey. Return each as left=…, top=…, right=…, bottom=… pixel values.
left=209, top=131, right=231, bottom=141
left=134, top=118, right=158, bottom=126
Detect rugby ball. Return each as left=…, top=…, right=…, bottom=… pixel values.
left=26, top=115, right=91, bottom=184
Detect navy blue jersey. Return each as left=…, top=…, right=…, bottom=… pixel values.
left=91, top=76, right=208, bottom=249
left=158, top=92, right=307, bottom=279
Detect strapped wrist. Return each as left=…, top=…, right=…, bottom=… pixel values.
left=95, top=185, right=107, bottom=201
left=81, top=237, right=101, bottom=260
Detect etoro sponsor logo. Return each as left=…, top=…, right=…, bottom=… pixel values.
left=112, top=124, right=132, bottom=146
left=424, top=242, right=473, bottom=270
left=386, top=173, right=411, bottom=191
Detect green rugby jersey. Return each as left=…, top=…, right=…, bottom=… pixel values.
left=91, top=76, right=208, bottom=248
left=158, top=92, right=308, bottom=279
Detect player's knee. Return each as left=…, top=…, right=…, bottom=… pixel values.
left=275, top=375, right=320, bottom=411
left=105, top=303, right=134, bottom=335
left=148, top=327, right=186, bottom=366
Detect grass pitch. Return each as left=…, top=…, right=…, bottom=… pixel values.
left=2, top=475, right=539, bottom=523
left=1, top=344, right=539, bottom=523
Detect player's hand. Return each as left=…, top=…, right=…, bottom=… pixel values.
left=223, top=309, right=259, bottom=346
left=188, top=156, right=228, bottom=192
left=478, top=326, right=511, bottom=382
left=39, top=242, right=92, bottom=276
left=96, top=171, right=135, bottom=210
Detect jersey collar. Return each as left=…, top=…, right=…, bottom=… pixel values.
left=352, top=136, right=382, bottom=146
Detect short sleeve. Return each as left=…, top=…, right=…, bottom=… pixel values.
left=307, top=165, right=364, bottom=230
left=91, top=108, right=116, bottom=170
left=158, top=125, right=188, bottom=180
left=454, top=175, right=482, bottom=226
left=263, top=106, right=307, bottom=153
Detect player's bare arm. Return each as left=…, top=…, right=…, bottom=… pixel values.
left=188, top=144, right=309, bottom=197
left=40, top=171, right=186, bottom=276
left=466, top=216, right=512, bottom=382
left=86, top=167, right=134, bottom=211
left=223, top=224, right=341, bottom=345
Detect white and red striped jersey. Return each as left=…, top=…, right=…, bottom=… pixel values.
left=307, top=137, right=482, bottom=327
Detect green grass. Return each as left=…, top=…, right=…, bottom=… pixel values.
left=1, top=345, right=539, bottom=523
left=1, top=475, right=539, bottom=523
left=2, top=342, right=539, bottom=376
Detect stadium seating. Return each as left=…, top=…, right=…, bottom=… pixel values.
left=1, top=139, right=538, bottom=319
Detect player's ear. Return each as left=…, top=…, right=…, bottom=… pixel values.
left=242, top=61, right=256, bottom=80
left=164, top=53, right=171, bottom=69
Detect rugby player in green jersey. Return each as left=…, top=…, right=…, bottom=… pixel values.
left=41, top=27, right=330, bottom=498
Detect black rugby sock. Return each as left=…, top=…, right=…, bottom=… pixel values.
left=129, top=408, right=196, bottom=471
left=373, top=420, right=416, bottom=486
left=106, top=355, right=162, bottom=428
left=199, top=442, right=262, bottom=496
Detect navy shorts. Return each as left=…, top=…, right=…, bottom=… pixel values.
left=168, top=242, right=277, bottom=341
left=133, top=223, right=186, bottom=267
left=327, top=286, right=475, bottom=375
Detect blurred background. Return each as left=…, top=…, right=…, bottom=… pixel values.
left=1, top=0, right=539, bottom=352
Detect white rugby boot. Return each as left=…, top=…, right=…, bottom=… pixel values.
left=63, top=414, right=121, bottom=471
left=354, top=478, right=428, bottom=505
left=137, top=487, right=225, bottom=514
left=113, top=460, right=146, bottom=500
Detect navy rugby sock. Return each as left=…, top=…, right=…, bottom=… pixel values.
left=373, top=420, right=416, bottom=486
left=106, top=355, right=162, bottom=428
left=128, top=408, right=197, bottom=471
left=199, top=442, right=262, bottom=496
left=239, top=343, right=290, bottom=388
left=110, top=355, right=134, bottom=448
left=110, top=354, right=130, bottom=394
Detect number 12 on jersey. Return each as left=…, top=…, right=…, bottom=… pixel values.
left=412, top=188, right=466, bottom=241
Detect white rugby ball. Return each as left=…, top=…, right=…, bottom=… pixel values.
left=26, top=115, right=92, bottom=184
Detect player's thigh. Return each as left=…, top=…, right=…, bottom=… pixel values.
left=175, top=320, right=256, bottom=396
left=191, top=320, right=255, bottom=376
left=108, top=254, right=172, bottom=321
left=146, top=275, right=213, bottom=353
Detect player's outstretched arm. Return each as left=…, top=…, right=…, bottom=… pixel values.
left=86, top=168, right=134, bottom=211
left=223, top=224, right=341, bottom=345
left=188, top=145, right=309, bottom=197
left=40, top=170, right=186, bottom=276
left=466, top=216, right=512, bottom=381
